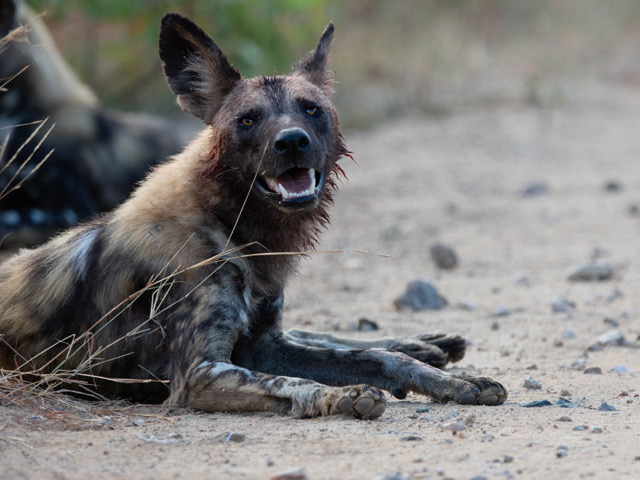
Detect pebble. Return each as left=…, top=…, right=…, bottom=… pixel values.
left=456, top=301, right=477, bottom=311
left=568, top=263, right=615, bottom=282
left=583, top=367, right=602, bottom=375
left=551, top=298, right=576, bottom=313
left=588, top=329, right=628, bottom=351
left=604, top=180, right=623, bottom=192
left=629, top=204, right=640, bottom=216
left=610, top=365, right=631, bottom=373
left=270, top=468, right=308, bottom=480
left=592, top=426, right=603, bottom=433
left=491, top=321, right=500, bottom=330
left=266, top=457, right=276, bottom=467
left=400, top=435, right=422, bottom=441
left=357, top=317, right=379, bottom=331
left=447, top=422, right=466, bottom=432
left=441, top=409, right=460, bottom=420
left=522, top=400, right=552, bottom=408
left=520, top=181, right=550, bottom=197
left=415, top=406, right=430, bottom=413
left=430, top=243, right=459, bottom=270
left=560, top=389, right=572, bottom=397
left=572, top=425, right=587, bottom=431
left=603, top=317, right=619, bottom=327
left=557, top=445, right=569, bottom=458
left=598, top=402, right=616, bottom=412
left=503, top=455, right=514, bottom=463
left=491, top=307, right=511, bottom=317
left=562, top=329, right=576, bottom=340
left=556, top=398, right=579, bottom=408
left=556, top=416, right=572, bottom=422
left=523, top=376, right=542, bottom=390
left=463, top=414, right=476, bottom=427
left=393, top=279, right=447, bottom=311
left=221, top=432, right=246, bottom=443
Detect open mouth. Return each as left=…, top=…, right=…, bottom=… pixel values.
left=255, top=167, right=325, bottom=206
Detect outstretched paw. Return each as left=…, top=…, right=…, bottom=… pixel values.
left=390, top=333, right=467, bottom=368
left=327, top=385, right=387, bottom=420
left=439, top=374, right=508, bottom=406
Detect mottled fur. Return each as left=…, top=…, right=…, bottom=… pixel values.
left=0, top=13, right=507, bottom=418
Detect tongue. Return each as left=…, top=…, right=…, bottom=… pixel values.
left=277, top=168, right=313, bottom=194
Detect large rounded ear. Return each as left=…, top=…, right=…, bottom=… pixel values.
left=294, top=22, right=335, bottom=96
left=159, top=13, right=242, bottom=124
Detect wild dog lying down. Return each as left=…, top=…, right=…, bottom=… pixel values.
left=0, top=0, right=193, bottom=247
left=0, top=14, right=507, bottom=418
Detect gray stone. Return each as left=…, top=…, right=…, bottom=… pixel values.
left=447, top=421, right=466, bottom=432
left=520, top=181, right=550, bottom=197
left=551, top=298, right=576, bottom=313
left=522, top=400, right=552, bottom=407
left=583, top=367, right=602, bottom=375
left=598, top=402, right=616, bottom=412
left=523, top=376, right=542, bottom=390
left=568, top=263, right=615, bottom=282
left=430, top=243, right=459, bottom=270
left=610, top=365, right=631, bottom=373
left=588, top=329, right=628, bottom=351
left=394, top=279, right=447, bottom=311
left=491, top=307, right=511, bottom=317
left=357, top=317, right=379, bottom=331
left=270, top=468, right=308, bottom=480
left=604, top=180, right=622, bottom=192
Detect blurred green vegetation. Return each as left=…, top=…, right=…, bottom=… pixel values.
left=30, top=0, right=340, bottom=114
left=28, top=0, right=640, bottom=128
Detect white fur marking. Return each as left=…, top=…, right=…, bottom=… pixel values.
left=209, top=362, right=250, bottom=377
left=70, top=228, right=99, bottom=278
left=243, top=287, right=251, bottom=309
left=239, top=310, right=249, bottom=328
left=196, top=361, right=212, bottom=371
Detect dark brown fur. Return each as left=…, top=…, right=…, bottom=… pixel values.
left=0, top=13, right=507, bottom=418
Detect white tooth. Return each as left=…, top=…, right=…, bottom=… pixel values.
left=309, top=168, right=316, bottom=190
left=278, top=183, right=289, bottom=199
left=265, top=177, right=278, bottom=191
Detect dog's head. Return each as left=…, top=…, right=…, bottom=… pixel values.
left=159, top=14, right=347, bottom=214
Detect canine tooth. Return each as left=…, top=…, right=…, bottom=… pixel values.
left=278, top=183, right=289, bottom=199
left=264, top=177, right=278, bottom=191
left=309, top=168, right=316, bottom=189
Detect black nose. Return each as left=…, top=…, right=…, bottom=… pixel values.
left=272, top=128, right=311, bottom=156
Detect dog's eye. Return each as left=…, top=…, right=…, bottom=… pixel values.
left=305, top=106, right=318, bottom=116
left=241, top=117, right=255, bottom=127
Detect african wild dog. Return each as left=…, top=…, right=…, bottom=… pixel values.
left=0, top=13, right=507, bottom=418
left=0, top=0, right=194, bottom=247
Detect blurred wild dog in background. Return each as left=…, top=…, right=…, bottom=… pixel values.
left=0, top=0, right=193, bottom=247
left=0, top=13, right=507, bottom=418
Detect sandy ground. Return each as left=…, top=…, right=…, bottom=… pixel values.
left=1, top=81, right=640, bottom=480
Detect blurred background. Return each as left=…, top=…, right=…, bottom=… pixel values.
left=28, top=0, right=640, bottom=129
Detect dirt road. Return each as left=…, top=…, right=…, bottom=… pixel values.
left=1, top=81, right=639, bottom=479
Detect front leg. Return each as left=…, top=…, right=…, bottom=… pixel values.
left=285, top=329, right=467, bottom=368
left=235, top=296, right=507, bottom=405
left=164, top=281, right=386, bottom=419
